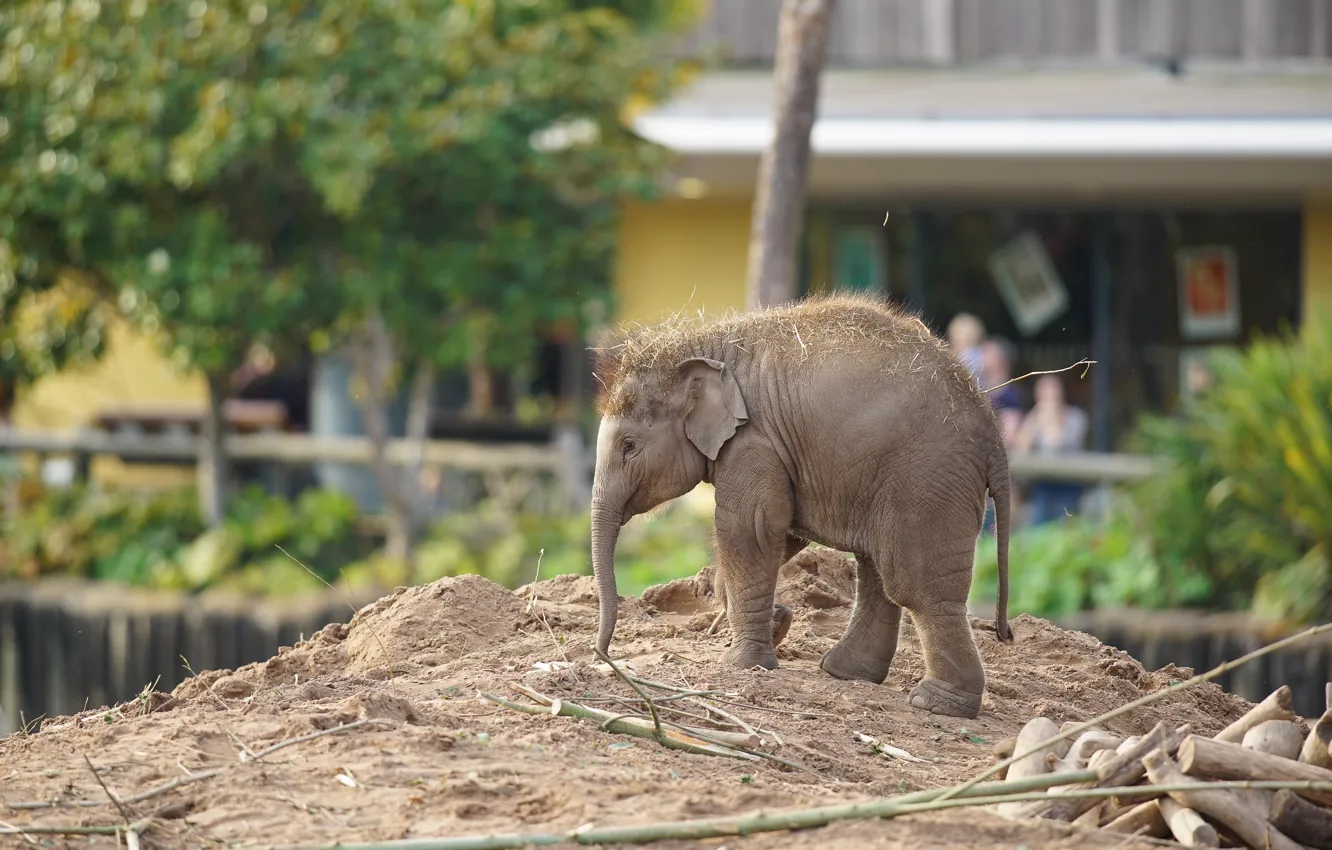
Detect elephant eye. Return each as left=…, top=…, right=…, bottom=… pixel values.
left=622, top=438, right=638, bottom=459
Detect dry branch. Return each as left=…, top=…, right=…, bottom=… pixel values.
left=1143, top=749, right=1302, bottom=850
left=8, top=718, right=383, bottom=811
left=1215, top=686, right=1296, bottom=744
left=479, top=692, right=755, bottom=760
left=1179, top=734, right=1332, bottom=806
left=0, top=817, right=154, bottom=839
left=1268, top=788, right=1332, bottom=849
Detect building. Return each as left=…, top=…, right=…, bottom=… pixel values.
left=617, top=0, right=1332, bottom=451
left=13, top=0, right=1332, bottom=478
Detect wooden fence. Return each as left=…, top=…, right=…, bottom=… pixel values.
left=3, top=580, right=1330, bottom=735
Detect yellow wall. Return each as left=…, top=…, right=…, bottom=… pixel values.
left=613, top=197, right=753, bottom=326
left=1305, top=197, right=1332, bottom=318
left=14, top=319, right=205, bottom=487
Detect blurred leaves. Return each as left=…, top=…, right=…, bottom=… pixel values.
left=0, top=0, right=696, bottom=389
left=1128, top=311, right=1332, bottom=622
left=1, top=474, right=715, bottom=599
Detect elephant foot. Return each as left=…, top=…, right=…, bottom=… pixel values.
left=819, top=641, right=893, bottom=685
left=771, top=604, right=793, bottom=647
left=711, top=605, right=794, bottom=646
left=908, top=676, right=983, bottom=719
left=721, top=641, right=778, bottom=671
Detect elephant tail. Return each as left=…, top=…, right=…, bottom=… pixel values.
left=987, top=446, right=1015, bottom=643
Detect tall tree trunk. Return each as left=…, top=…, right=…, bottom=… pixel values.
left=198, top=371, right=231, bottom=528
left=744, top=0, right=836, bottom=311
left=352, top=313, right=430, bottom=569
left=466, top=327, right=494, bottom=419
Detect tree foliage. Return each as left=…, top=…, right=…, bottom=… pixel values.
left=1, top=0, right=698, bottom=518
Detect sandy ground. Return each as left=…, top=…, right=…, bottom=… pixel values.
left=1, top=550, right=1254, bottom=849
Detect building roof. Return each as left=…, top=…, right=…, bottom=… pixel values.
left=632, top=67, right=1332, bottom=159
left=642, top=67, right=1332, bottom=120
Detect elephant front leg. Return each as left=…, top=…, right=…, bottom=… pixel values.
left=712, top=472, right=795, bottom=671
left=709, top=533, right=802, bottom=646
left=820, top=554, right=901, bottom=684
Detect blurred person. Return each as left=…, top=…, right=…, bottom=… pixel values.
left=978, top=338, right=1024, bottom=446
left=1183, top=357, right=1215, bottom=405
left=978, top=338, right=1025, bottom=535
left=1012, top=374, right=1088, bottom=524
left=947, top=312, right=985, bottom=383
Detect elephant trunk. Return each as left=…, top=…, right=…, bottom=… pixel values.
left=590, top=497, right=622, bottom=656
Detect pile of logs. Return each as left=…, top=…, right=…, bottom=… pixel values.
left=990, top=685, right=1332, bottom=849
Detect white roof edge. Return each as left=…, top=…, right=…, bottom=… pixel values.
left=631, top=116, right=1332, bottom=158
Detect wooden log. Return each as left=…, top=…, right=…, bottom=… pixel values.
left=1072, top=800, right=1104, bottom=829
left=1178, top=733, right=1332, bottom=807
left=1242, top=719, right=1304, bottom=761
left=1144, top=749, right=1302, bottom=850
left=1103, top=799, right=1170, bottom=839
left=1006, top=718, right=1062, bottom=783
left=1067, top=730, right=1122, bottom=765
left=1087, top=748, right=1117, bottom=772
left=1269, top=787, right=1332, bottom=850
left=997, top=718, right=1063, bottom=816
left=1301, top=708, right=1332, bottom=770
left=1215, top=685, right=1296, bottom=744
left=1015, top=719, right=1191, bottom=822
left=1158, top=796, right=1220, bottom=847
left=1241, top=719, right=1304, bottom=816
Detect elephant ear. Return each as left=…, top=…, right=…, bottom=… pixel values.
left=677, top=356, right=749, bottom=461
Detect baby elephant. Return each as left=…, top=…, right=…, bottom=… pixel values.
left=588, top=293, right=1013, bottom=719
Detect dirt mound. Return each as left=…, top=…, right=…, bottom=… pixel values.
left=2, top=550, right=1252, bottom=849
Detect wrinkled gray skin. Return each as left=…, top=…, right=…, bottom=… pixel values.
left=589, top=295, right=1012, bottom=719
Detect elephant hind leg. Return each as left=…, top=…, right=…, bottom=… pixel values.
left=819, top=553, right=901, bottom=684
left=895, top=541, right=986, bottom=719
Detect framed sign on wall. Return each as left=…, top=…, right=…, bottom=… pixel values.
left=987, top=230, right=1069, bottom=337
left=1177, top=245, right=1240, bottom=341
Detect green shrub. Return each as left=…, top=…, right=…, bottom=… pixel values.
left=1129, top=310, right=1332, bottom=622
left=2, top=476, right=716, bottom=598
left=1, top=480, right=368, bottom=594
left=969, top=495, right=1201, bottom=619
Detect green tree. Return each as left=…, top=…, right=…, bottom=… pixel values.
left=0, top=0, right=698, bottom=531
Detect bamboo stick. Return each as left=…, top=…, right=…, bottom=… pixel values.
left=1144, top=749, right=1303, bottom=850
left=1179, top=734, right=1332, bottom=806
left=1269, top=788, right=1332, bottom=850
left=1215, top=685, right=1296, bottom=744
left=276, top=780, right=1332, bottom=850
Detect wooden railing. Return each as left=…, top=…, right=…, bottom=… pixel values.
left=0, top=426, right=593, bottom=515
left=0, top=426, right=1161, bottom=491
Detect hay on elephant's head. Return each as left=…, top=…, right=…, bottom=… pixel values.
left=590, top=292, right=958, bottom=418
